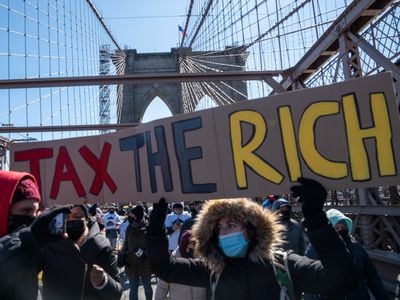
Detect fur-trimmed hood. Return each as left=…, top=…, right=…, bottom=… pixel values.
left=192, top=198, right=284, bottom=274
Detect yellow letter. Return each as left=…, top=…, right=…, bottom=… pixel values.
left=343, top=93, right=395, bottom=180
left=299, top=101, right=348, bottom=178
left=279, top=106, right=301, bottom=181
left=230, top=110, right=283, bottom=188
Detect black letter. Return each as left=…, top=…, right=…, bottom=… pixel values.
left=119, top=134, right=145, bottom=192
left=172, top=117, right=217, bottom=193
left=145, top=126, right=173, bottom=193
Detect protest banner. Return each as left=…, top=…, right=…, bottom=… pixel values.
left=10, top=72, right=400, bottom=205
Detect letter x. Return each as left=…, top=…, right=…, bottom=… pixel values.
left=79, top=142, right=117, bottom=195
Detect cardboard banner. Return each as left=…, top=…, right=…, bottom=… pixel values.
left=10, top=73, right=400, bottom=205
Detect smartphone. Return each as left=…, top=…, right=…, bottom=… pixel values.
left=49, top=213, right=66, bottom=235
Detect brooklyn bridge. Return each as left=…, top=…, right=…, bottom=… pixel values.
left=0, top=0, right=399, bottom=296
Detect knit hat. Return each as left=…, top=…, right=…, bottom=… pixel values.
left=326, top=209, right=353, bottom=235
left=12, top=178, right=41, bottom=203
left=130, top=204, right=144, bottom=221
left=271, top=198, right=290, bottom=212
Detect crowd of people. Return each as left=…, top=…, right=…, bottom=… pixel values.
left=0, top=170, right=397, bottom=300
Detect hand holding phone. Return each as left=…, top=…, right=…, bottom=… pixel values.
left=48, top=213, right=66, bottom=236
left=30, top=205, right=71, bottom=245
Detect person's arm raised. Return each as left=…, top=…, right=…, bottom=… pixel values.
left=288, top=178, right=357, bottom=295
left=146, top=198, right=209, bottom=288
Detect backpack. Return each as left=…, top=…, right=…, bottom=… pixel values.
left=272, top=249, right=297, bottom=300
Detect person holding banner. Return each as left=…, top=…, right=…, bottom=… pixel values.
left=146, top=178, right=357, bottom=300
left=0, top=170, right=71, bottom=300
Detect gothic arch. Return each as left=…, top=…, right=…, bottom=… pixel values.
left=139, top=85, right=181, bottom=122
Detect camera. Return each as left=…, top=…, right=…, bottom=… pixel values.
left=48, top=213, right=66, bottom=235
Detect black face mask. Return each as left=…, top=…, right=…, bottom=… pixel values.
left=338, top=229, right=349, bottom=239
left=279, top=210, right=291, bottom=221
left=66, top=220, right=86, bottom=242
left=8, top=214, right=36, bottom=233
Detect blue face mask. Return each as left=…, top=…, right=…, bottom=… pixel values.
left=218, top=231, right=249, bottom=258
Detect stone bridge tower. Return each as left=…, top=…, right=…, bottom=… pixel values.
left=118, top=47, right=248, bottom=123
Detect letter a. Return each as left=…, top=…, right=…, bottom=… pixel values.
left=50, top=147, right=86, bottom=199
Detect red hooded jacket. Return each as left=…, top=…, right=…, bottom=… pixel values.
left=0, top=171, right=39, bottom=238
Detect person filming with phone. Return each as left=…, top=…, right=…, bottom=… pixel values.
left=0, top=170, right=71, bottom=300
left=164, top=202, right=191, bottom=252
left=42, top=204, right=123, bottom=300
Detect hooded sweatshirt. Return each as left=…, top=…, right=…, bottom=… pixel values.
left=147, top=198, right=357, bottom=300
left=0, top=171, right=43, bottom=300
left=0, top=170, right=39, bottom=238
left=165, top=204, right=191, bottom=251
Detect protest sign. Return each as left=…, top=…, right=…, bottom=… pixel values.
left=10, top=73, right=400, bottom=204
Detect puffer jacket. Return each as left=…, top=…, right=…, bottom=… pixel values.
left=0, top=171, right=42, bottom=300
left=122, top=221, right=152, bottom=278
left=42, top=221, right=122, bottom=300
left=155, top=248, right=207, bottom=300
left=147, top=198, right=357, bottom=300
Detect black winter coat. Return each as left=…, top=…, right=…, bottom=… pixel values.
left=42, top=221, right=122, bottom=300
left=147, top=224, right=357, bottom=300
left=0, top=227, right=42, bottom=300
left=304, top=240, right=389, bottom=300
left=122, top=222, right=152, bottom=278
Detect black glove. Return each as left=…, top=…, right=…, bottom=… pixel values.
left=290, top=177, right=328, bottom=231
left=30, top=205, right=72, bottom=245
left=147, top=198, right=168, bottom=235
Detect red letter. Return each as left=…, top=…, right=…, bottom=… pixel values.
left=79, top=142, right=117, bottom=195
left=14, top=148, right=53, bottom=192
left=50, top=147, right=86, bottom=199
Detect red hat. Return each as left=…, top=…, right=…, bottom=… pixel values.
left=0, top=171, right=41, bottom=238
left=12, top=178, right=41, bottom=203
